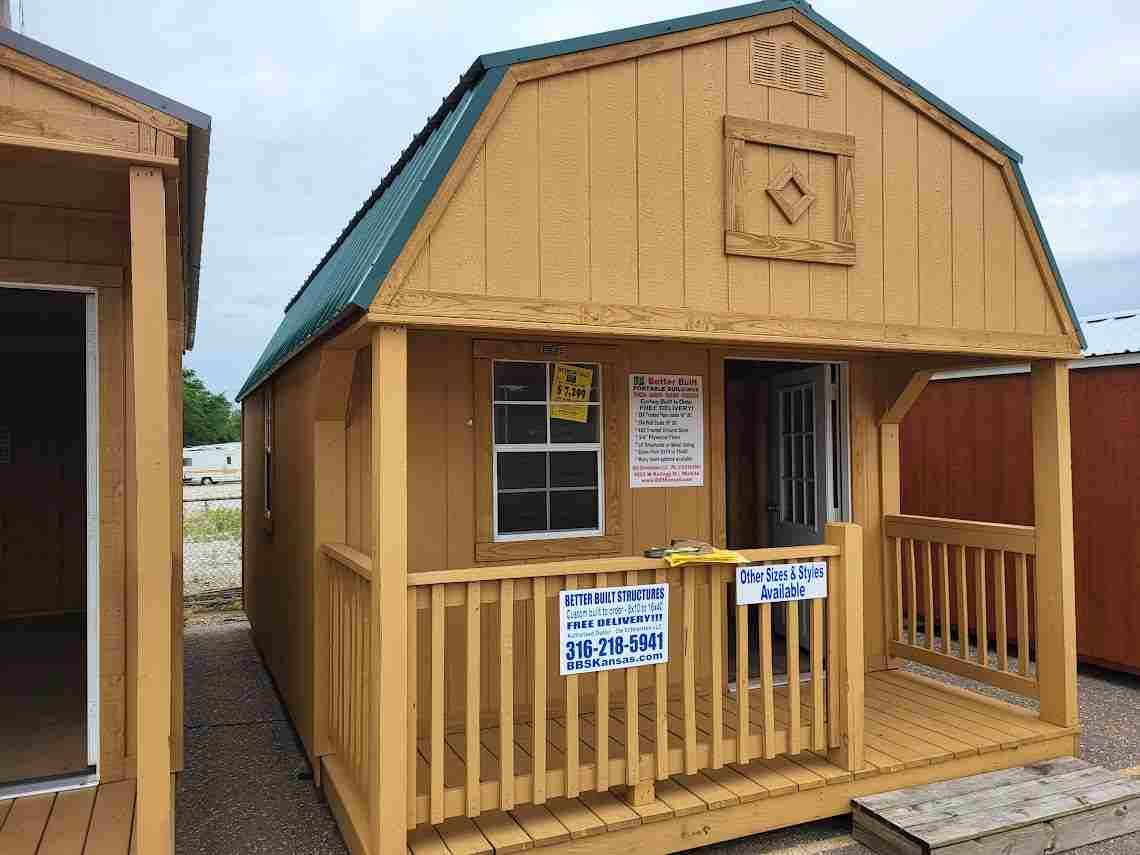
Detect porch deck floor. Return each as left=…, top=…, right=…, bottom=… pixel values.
left=0, top=780, right=135, bottom=855
left=407, top=670, right=1078, bottom=855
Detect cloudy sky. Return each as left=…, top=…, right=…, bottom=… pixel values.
left=17, top=0, right=1140, bottom=396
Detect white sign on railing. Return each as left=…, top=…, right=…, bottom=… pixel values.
left=736, top=561, right=828, bottom=605
left=559, top=583, right=669, bottom=675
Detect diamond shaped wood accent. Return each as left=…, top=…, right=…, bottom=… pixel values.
left=767, top=162, right=816, bottom=225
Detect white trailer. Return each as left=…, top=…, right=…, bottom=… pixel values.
left=182, top=442, right=241, bottom=485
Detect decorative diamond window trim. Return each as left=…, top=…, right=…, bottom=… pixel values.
left=767, top=162, right=817, bottom=225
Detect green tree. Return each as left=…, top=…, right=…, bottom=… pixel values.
left=183, top=369, right=240, bottom=446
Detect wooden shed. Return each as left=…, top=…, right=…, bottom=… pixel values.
left=0, top=25, right=209, bottom=855
left=901, top=310, right=1140, bottom=675
left=237, top=3, right=1086, bottom=853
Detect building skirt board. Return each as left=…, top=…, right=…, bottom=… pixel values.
left=852, top=758, right=1140, bottom=855
left=321, top=670, right=1080, bottom=855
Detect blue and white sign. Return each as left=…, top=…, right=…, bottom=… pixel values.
left=559, top=583, right=669, bottom=675
left=736, top=561, right=828, bottom=605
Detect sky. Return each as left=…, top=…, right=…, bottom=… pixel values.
left=15, top=0, right=1140, bottom=397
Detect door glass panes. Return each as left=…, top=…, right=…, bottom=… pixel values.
left=492, top=360, right=604, bottom=539
left=779, top=383, right=816, bottom=528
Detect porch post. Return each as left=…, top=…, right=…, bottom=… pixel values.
left=128, top=165, right=173, bottom=853
left=826, top=522, right=865, bottom=771
left=1031, top=360, right=1079, bottom=728
left=371, top=326, right=408, bottom=855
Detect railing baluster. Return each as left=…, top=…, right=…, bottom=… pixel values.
left=810, top=596, right=825, bottom=751
left=654, top=568, right=668, bottom=780
left=906, top=538, right=918, bottom=646
left=994, top=551, right=1008, bottom=672
left=683, top=566, right=697, bottom=775
left=710, top=567, right=724, bottom=770
left=565, top=575, right=580, bottom=798
left=594, top=572, right=609, bottom=793
left=499, top=579, right=514, bottom=810
left=924, top=540, right=935, bottom=650
left=975, top=548, right=988, bottom=667
left=465, top=581, right=481, bottom=817
left=625, top=570, right=639, bottom=788
left=532, top=577, right=547, bottom=805
left=760, top=601, right=775, bottom=758
left=786, top=600, right=800, bottom=755
left=407, top=588, right=418, bottom=828
left=956, top=545, right=969, bottom=661
left=939, top=543, right=951, bottom=654
left=892, top=536, right=903, bottom=642
left=1026, top=558, right=1035, bottom=679
left=430, top=585, right=445, bottom=824
left=736, top=585, right=750, bottom=765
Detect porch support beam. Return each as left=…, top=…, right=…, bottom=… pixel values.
left=370, top=325, right=408, bottom=855
left=129, top=165, right=173, bottom=854
left=1031, top=360, right=1078, bottom=727
left=826, top=522, right=865, bottom=771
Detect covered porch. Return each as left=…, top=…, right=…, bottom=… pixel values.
left=305, top=325, right=1079, bottom=855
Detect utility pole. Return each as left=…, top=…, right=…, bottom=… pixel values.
left=0, top=0, right=10, bottom=30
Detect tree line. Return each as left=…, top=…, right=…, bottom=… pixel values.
left=183, top=368, right=240, bottom=446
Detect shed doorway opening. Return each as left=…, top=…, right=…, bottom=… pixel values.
left=723, top=358, right=849, bottom=687
left=0, top=285, right=98, bottom=796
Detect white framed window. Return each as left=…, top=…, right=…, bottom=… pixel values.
left=491, top=360, right=604, bottom=541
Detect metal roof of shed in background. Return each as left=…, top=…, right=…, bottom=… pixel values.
left=235, top=0, right=1085, bottom=400
left=1080, top=310, right=1140, bottom=357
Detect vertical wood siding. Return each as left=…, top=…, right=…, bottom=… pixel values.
left=403, top=31, right=1068, bottom=343
left=900, top=369, right=1140, bottom=674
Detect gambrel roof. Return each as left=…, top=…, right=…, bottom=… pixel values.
left=237, top=0, right=1082, bottom=400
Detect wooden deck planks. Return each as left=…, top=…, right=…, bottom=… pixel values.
left=37, top=788, right=98, bottom=855
left=509, top=804, right=570, bottom=846
left=82, top=781, right=135, bottom=855
left=854, top=758, right=1140, bottom=853
left=0, top=793, right=54, bottom=855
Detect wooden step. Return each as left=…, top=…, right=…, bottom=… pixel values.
left=852, top=758, right=1140, bottom=855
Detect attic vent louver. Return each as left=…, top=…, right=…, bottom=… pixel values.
left=750, top=36, right=827, bottom=97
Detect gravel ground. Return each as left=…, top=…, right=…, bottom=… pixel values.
left=177, top=618, right=346, bottom=855
left=178, top=616, right=1140, bottom=854
left=184, top=539, right=241, bottom=595
left=183, top=482, right=242, bottom=595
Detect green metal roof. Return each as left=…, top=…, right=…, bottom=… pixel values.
left=237, top=1, right=1083, bottom=400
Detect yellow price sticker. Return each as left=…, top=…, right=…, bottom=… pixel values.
left=550, top=363, right=593, bottom=423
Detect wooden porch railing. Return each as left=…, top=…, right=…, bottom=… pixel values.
left=398, top=523, right=863, bottom=829
left=319, top=542, right=375, bottom=837
left=884, top=513, right=1038, bottom=698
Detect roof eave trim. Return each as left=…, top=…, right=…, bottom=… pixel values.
left=1010, top=162, right=1087, bottom=350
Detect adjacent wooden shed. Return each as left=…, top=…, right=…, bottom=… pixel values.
left=901, top=310, right=1140, bottom=674
left=0, top=25, right=209, bottom=855
left=238, top=3, right=1086, bottom=853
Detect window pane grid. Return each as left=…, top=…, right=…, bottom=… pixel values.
left=493, top=359, right=604, bottom=541
left=779, top=384, right=815, bottom=527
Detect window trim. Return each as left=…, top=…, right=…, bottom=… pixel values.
left=262, top=382, right=274, bottom=532
left=474, top=340, right=627, bottom=562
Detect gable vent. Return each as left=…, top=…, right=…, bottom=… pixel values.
left=750, top=36, right=827, bottom=97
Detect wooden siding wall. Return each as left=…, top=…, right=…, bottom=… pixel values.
left=345, top=348, right=372, bottom=557
left=242, top=347, right=321, bottom=758
left=900, top=368, right=1140, bottom=674
left=0, top=150, right=188, bottom=779
left=384, top=23, right=1069, bottom=354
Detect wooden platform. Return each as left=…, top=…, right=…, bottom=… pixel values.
left=0, top=781, right=135, bottom=855
left=327, top=670, right=1081, bottom=855
left=852, top=758, right=1140, bottom=855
